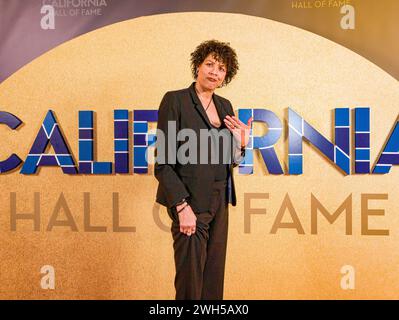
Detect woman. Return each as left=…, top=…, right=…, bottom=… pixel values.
left=154, top=40, right=252, bottom=300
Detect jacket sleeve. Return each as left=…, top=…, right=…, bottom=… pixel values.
left=226, top=100, right=246, bottom=168
left=232, top=143, right=246, bottom=168
left=154, top=91, right=190, bottom=208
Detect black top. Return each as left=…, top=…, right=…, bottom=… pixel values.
left=210, top=121, right=230, bottom=181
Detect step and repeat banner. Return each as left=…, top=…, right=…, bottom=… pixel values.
left=0, top=0, right=398, bottom=299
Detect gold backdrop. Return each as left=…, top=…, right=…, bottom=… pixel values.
left=0, top=12, right=398, bottom=299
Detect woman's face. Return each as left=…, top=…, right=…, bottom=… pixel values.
left=196, top=54, right=227, bottom=91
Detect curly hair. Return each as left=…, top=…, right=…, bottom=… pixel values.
left=190, top=40, right=239, bottom=87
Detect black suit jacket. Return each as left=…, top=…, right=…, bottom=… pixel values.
left=154, top=82, right=245, bottom=213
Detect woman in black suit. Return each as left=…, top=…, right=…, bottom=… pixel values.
left=154, top=40, right=252, bottom=300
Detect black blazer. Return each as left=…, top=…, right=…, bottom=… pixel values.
left=154, top=82, right=245, bottom=213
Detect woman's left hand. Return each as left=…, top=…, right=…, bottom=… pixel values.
left=224, top=115, right=253, bottom=148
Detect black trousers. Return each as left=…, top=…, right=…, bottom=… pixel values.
left=167, top=179, right=229, bottom=300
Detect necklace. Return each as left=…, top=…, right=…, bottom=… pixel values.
left=204, top=97, right=212, bottom=111
left=195, top=87, right=213, bottom=112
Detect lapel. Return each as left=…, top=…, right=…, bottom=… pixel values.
left=188, top=82, right=229, bottom=129
left=188, top=82, right=235, bottom=172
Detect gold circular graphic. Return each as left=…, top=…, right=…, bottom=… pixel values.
left=0, top=12, right=399, bottom=299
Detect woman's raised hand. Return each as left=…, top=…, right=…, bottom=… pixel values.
left=224, top=115, right=253, bottom=148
